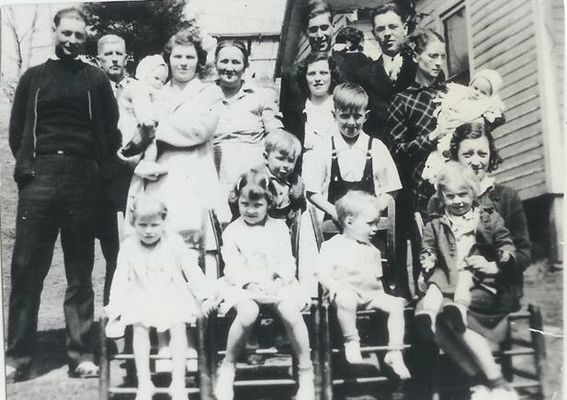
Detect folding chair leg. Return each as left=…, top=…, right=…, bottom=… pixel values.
left=528, top=304, right=547, bottom=400
left=197, top=318, right=213, bottom=399
left=321, top=303, right=333, bottom=400
left=99, top=316, right=110, bottom=400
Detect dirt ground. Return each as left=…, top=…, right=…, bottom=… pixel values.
left=0, top=98, right=563, bottom=400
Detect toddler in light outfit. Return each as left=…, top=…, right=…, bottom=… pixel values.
left=215, top=169, right=314, bottom=400
left=316, top=190, right=410, bottom=379
left=416, top=161, right=515, bottom=338
left=105, top=194, right=217, bottom=400
left=118, top=55, right=168, bottom=163
left=422, top=69, right=505, bottom=184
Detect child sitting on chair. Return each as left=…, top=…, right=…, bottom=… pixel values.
left=118, top=55, right=168, bottom=161
left=230, top=130, right=306, bottom=225
left=416, top=161, right=515, bottom=338
left=215, top=169, right=314, bottom=400
left=422, top=69, right=505, bottom=184
left=104, top=194, right=217, bottom=400
left=316, top=190, right=410, bottom=379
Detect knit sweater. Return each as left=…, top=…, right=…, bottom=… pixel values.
left=9, top=58, right=120, bottom=185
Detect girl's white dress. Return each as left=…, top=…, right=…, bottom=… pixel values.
left=105, top=233, right=211, bottom=332
left=218, top=217, right=310, bottom=312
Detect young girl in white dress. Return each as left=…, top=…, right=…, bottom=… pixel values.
left=214, top=169, right=314, bottom=400
left=105, top=194, right=217, bottom=400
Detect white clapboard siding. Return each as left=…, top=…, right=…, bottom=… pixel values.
left=471, top=0, right=546, bottom=199
left=546, top=0, right=564, bottom=124
left=249, top=38, right=280, bottom=80
left=415, top=0, right=547, bottom=200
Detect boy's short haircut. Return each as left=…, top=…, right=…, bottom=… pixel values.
left=333, top=82, right=369, bottom=112
left=97, top=34, right=126, bottom=55
left=302, top=0, right=333, bottom=30
left=264, top=130, right=302, bottom=159
left=335, top=190, right=381, bottom=226
left=435, top=161, right=480, bottom=202
left=53, top=7, right=87, bottom=26
left=129, top=194, right=168, bottom=225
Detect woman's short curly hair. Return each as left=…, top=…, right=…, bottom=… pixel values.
left=449, top=122, right=504, bottom=173
left=296, top=52, right=343, bottom=100
left=162, top=28, right=208, bottom=79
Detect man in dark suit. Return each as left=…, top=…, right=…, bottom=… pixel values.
left=354, top=3, right=418, bottom=299
left=354, top=3, right=416, bottom=142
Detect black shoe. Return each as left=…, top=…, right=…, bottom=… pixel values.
left=442, top=304, right=466, bottom=334
left=414, top=313, right=434, bottom=341
left=5, top=364, right=29, bottom=383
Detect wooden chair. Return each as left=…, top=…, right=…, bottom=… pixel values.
left=98, top=210, right=213, bottom=400
left=311, top=196, right=413, bottom=400
left=206, top=210, right=323, bottom=400
left=414, top=213, right=547, bottom=400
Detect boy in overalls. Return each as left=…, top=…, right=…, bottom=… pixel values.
left=305, top=82, right=403, bottom=290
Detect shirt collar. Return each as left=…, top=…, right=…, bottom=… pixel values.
left=478, top=176, right=495, bottom=197
left=216, top=79, right=254, bottom=102
left=333, top=131, right=370, bottom=151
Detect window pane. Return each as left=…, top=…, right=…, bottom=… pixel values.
left=444, top=7, right=469, bottom=83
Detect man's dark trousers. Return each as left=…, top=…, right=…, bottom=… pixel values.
left=6, top=154, right=100, bottom=371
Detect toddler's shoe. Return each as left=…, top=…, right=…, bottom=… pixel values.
left=344, top=340, right=364, bottom=364
left=155, top=346, right=172, bottom=373
left=186, top=347, right=198, bottom=373
left=295, top=367, right=315, bottom=400
left=470, top=385, right=491, bottom=400
left=384, top=350, right=411, bottom=380
left=490, top=386, right=519, bottom=400
left=214, top=362, right=236, bottom=400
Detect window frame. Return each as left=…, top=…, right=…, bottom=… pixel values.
left=436, top=0, right=474, bottom=83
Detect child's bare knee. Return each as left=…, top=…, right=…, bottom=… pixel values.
left=235, top=300, right=260, bottom=326
left=277, top=300, right=302, bottom=325
left=334, top=290, right=358, bottom=310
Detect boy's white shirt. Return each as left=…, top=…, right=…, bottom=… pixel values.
left=303, top=130, right=402, bottom=198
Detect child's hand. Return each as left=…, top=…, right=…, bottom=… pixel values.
left=420, top=251, right=436, bottom=272
left=244, top=282, right=265, bottom=295
left=498, top=250, right=512, bottom=263
left=200, top=298, right=218, bottom=317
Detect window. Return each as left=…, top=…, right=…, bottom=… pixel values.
left=442, top=5, right=470, bottom=84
